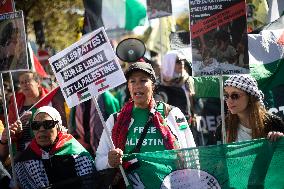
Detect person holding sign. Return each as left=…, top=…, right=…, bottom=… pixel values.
left=95, top=62, right=196, bottom=186
left=214, top=75, right=284, bottom=143
left=14, top=106, right=96, bottom=189
left=0, top=71, right=47, bottom=162
left=0, top=71, right=66, bottom=161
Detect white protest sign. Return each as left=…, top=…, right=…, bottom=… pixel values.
left=48, top=27, right=126, bottom=108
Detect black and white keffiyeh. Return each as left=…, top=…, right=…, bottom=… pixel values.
left=224, top=74, right=264, bottom=102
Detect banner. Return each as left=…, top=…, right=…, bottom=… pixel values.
left=101, top=0, right=146, bottom=30
left=147, top=0, right=172, bottom=19
left=189, top=0, right=249, bottom=76
left=0, top=11, right=28, bottom=72
left=124, top=138, right=284, bottom=188
left=48, top=27, right=126, bottom=108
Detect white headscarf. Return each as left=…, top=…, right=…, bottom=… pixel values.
left=161, top=51, right=178, bottom=80
left=33, top=106, right=67, bottom=132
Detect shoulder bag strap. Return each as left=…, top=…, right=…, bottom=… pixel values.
left=129, top=113, right=154, bottom=154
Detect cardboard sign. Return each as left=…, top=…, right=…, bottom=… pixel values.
left=189, top=0, right=249, bottom=76
left=49, top=27, right=126, bottom=108
left=0, top=11, right=28, bottom=72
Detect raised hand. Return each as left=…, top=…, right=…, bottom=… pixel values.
left=267, top=131, right=284, bottom=142
left=1, top=120, right=22, bottom=143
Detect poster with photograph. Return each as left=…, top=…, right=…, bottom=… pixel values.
left=49, top=27, right=126, bottom=108
left=0, top=11, right=28, bottom=72
left=147, top=0, right=172, bottom=19
left=189, top=0, right=249, bottom=76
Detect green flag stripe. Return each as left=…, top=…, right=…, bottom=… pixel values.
left=125, top=0, right=146, bottom=30
left=55, top=138, right=93, bottom=159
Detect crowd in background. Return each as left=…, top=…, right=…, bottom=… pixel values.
left=0, top=41, right=283, bottom=188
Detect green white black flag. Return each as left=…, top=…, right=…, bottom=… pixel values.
left=124, top=138, right=284, bottom=188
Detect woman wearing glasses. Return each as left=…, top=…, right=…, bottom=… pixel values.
left=0, top=71, right=66, bottom=161
left=14, top=106, right=96, bottom=189
left=214, top=74, right=284, bottom=144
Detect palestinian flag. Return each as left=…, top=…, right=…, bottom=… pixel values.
left=27, top=42, right=48, bottom=78
left=101, top=0, right=147, bottom=30
left=21, top=86, right=69, bottom=128
left=248, top=16, right=284, bottom=112
left=14, top=132, right=95, bottom=189
left=29, top=86, right=60, bottom=110
left=77, top=87, right=91, bottom=101
left=29, top=132, right=92, bottom=158
left=249, top=29, right=284, bottom=90
left=123, top=138, right=284, bottom=188
left=123, top=158, right=140, bottom=173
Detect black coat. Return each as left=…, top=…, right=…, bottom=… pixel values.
left=209, top=113, right=284, bottom=145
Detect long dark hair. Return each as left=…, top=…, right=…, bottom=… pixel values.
left=226, top=95, right=267, bottom=143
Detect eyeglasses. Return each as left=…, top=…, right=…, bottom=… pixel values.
left=224, top=93, right=245, bottom=101
left=30, top=120, right=58, bottom=130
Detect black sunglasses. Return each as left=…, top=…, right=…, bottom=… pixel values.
left=224, top=93, right=245, bottom=101
left=30, top=120, right=58, bottom=130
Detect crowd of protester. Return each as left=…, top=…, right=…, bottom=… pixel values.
left=0, top=45, right=283, bottom=189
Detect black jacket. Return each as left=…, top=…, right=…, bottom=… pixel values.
left=210, top=113, right=284, bottom=144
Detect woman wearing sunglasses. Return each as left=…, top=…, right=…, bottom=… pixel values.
left=214, top=74, right=284, bottom=144
left=14, top=106, right=96, bottom=189
left=0, top=71, right=67, bottom=162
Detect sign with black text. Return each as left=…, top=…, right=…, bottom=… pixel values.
left=49, top=27, right=126, bottom=108
left=189, top=0, right=249, bottom=76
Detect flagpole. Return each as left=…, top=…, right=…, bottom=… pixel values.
left=2, top=0, right=20, bottom=186
left=92, top=97, right=130, bottom=187
left=0, top=74, right=17, bottom=185
left=219, top=75, right=226, bottom=144
left=159, top=18, right=164, bottom=83
left=9, top=73, right=20, bottom=122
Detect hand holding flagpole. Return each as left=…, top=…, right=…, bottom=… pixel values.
left=92, top=98, right=130, bottom=187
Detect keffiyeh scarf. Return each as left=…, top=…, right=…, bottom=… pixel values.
left=112, top=99, right=179, bottom=152
left=15, top=132, right=95, bottom=189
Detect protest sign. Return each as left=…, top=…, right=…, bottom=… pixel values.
left=49, top=27, right=126, bottom=108
left=147, top=0, right=172, bottom=19
left=0, top=0, right=13, bottom=14
left=0, top=11, right=28, bottom=72
left=123, top=138, right=284, bottom=188
left=190, top=26, right=284, bottom=146
left=189, top=0, right=249, bottom=76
